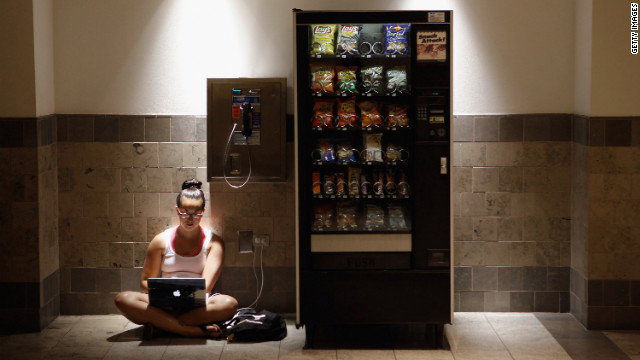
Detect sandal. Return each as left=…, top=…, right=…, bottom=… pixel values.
left=199, top=323, right=223, bottom=339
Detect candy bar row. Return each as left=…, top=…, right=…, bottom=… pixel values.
left=312, top=168, right=409, bottom=198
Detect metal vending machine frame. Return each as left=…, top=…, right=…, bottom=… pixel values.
left=293, top=10, right=453, bottom=348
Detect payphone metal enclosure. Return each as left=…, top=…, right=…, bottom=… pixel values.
left=207, top=78, right=287, bottom=183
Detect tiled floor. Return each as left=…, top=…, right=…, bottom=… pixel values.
left=0, top=313, right=638, bottom=359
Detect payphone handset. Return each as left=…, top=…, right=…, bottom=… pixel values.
left=223, top=88, right=262, bottom=188
left=241, top=102, right=253, bottom=138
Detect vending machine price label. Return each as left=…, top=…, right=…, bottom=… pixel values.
left=428, top=12, right=446, bottom=23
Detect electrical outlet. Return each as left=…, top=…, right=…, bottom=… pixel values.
left=253, top=234, right=270, bottom=246
left=238, top=230, right=254, bottom=253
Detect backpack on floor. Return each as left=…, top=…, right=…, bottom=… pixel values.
left=222, top=308, right=287, bottom=342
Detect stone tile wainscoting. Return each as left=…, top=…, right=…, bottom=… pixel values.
left=2, top=113, right=639, bottom=331
left=55, top=114, right=296, bottom=315
left=453, top=114, right=640, bottom=329
left=0, top=116, right=59, bottom=332
left=452, top=114, right=572, bottom=313
left=570, top=115, right=640, bottom=329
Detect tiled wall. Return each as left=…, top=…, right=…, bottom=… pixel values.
left=4, top=113, right=639, bottom=329
left=56, top=115, right=296, bottom=314
left=452, top=114, right=572, bottom=312
left=0, top=116, right=59, bottom=331
left=570, top=116, right=640, bottom=329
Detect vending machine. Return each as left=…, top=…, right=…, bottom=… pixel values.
left=294, top=10, right=453, bottom=347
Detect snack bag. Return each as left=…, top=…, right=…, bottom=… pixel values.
left=312, top=171, right=322, bottom=195
left=336, top=25, right=361, bottom=55
left=336, top=172, right=347, bottom=197
left=383, top=24, right=410, bottom=54
left=336, top=142, right=357, bottom=162
left=388, top=205, right=408, bottom=230
left=385, top=143, right=403, bottom=162
left=336, top=201, right=358, bottom=230
left=312, top=99, right=334, bottom=127
left=363, top=132, right=384, bottom=162
left=360, top=172, right=372, bottom=195
left=360, top=65, right=384, bottom=93
left=314, top=139, right=335, bottom=162
left=373, top=170, right=385, bottom=195
left=385, top=169, right=397, bottom=194
left=336, top=66, right=358, bottom=93
left=323, top=173, right=336, bottom=195
left=310, top=24, right=337, bottom=55
left=310, top=64, right=335, bottom=93
left=387, top=103, right=409, bottom=127
left=397, top=170, right=410, bottom=196
left=386, top=66, right=408, bottom=93
left=312, top=203, right=334, bottom=231
left=336, top=97, right=358, bottom=127
left=359, top=101, right=383, bottom=128
left=348, top=167, right=362, bottom=196
left=364, top=204, right=385, bottom=230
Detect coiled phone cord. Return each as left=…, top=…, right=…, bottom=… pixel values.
left=223, top=122, right=252, bottom=189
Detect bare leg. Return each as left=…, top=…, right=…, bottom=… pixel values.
left=114, top=291, right=220, bottom=337
left=178, top=294, right=238, bottom=326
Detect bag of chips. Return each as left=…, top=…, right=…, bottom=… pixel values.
left=310, top=24, right=337, bottom=55
left=385, top=144, right=403, bottom=162
left=363, top=132, right=384, bottom=162
left=336, top=97, right=358, bottom=127
left=312, top=99, right=334, bottom=127
left=386, top=66, right=408, bottom=93
left=312, top=203, right=334, bottom=231
left=359, top=101, right=383, bottom=128
left=336, top=66, right=358, bottom=93
left=365, top=204, right=385, bottom=230
left=336, top=142, right=357, bottom=162
left=310, top=64, right=335, bottom=93
left=384, top=24, right=410, bottom=55
left=387, top=103, right=409, bottom=127
left=360, top=65, right=384, bottom=93
left=388, top=205, right=408, bottom=230
left=314, top=139, right=335, bottom=162
left=336, top=201, right=358, bottom=230
left=336, top=25, right=361, bottom=55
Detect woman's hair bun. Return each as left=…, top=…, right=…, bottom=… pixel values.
left=182, top=178, right=202, bottom=190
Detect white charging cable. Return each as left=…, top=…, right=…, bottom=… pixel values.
left=241, top=242, right=265, bottom=310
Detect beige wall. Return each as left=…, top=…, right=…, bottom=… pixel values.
left=591, top=0, right=640, bottom=116
left=33, top=0, right=55, bottom=117
left=52, top=0, right=577, bottom=115
left=0, top=0, right=36, bottom=117
left=574, top=0, right=593, bottom=116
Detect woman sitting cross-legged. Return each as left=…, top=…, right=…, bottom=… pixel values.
left=115, top=178, right=238, bottom=339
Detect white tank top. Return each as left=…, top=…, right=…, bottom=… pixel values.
left=161, top=226, right=212, bottom=278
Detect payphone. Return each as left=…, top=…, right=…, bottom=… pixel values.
left=207, top=78, right=287, bottom=186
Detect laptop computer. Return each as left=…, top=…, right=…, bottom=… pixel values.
left=147, top=278, right=207, bottom=309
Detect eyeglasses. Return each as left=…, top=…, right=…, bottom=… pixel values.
left=176, top=209, right=204, bottom=219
